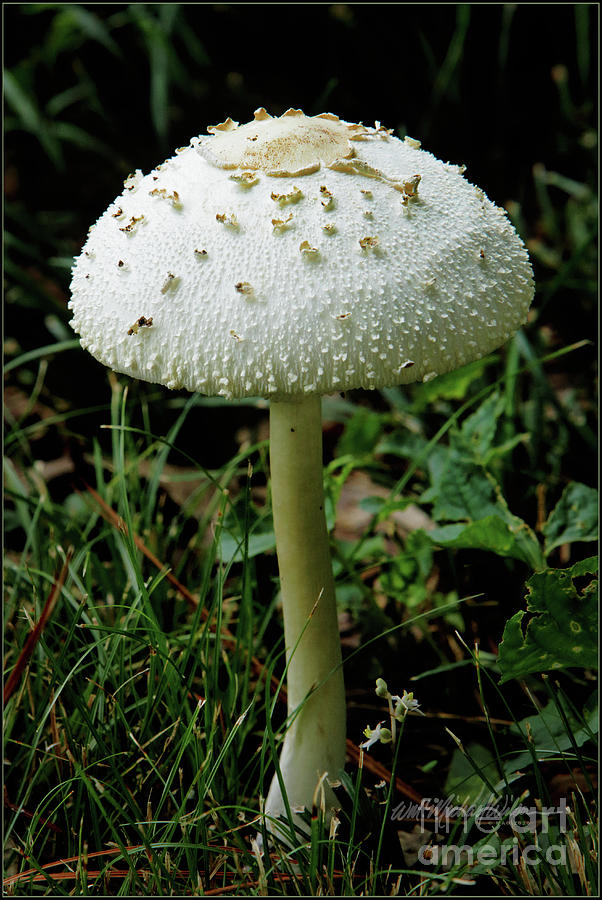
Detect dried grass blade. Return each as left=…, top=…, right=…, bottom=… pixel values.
left=4, top=547, right=73, bottom=704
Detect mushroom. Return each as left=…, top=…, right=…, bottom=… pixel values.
left=68, top=108, right=534, bottom=838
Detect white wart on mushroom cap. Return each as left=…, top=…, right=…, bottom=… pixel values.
left=69, top=108, right=535, bottom=398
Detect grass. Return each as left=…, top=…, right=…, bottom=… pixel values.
left=4, top=4, right=598, bottom=895
left=4, top=346, right=598, bottom=894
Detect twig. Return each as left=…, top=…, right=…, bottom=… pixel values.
left=4, top=547, right=73, bottom=704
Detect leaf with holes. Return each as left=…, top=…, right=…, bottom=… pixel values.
left=498, top=557, right=598, bottom=682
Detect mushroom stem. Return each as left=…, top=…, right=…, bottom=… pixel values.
left=265, top=394, right=346, bottom=834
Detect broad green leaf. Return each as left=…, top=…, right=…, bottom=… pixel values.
left=220, top=485, right=336, bottom=564
left=323, top=455, right=359, bottom=510
left=422, top=439, right=545, bottom=569
left=444, top=742, right=499, bottom=806
left=219, top=521, right=275, bottom=564
left=482, top=432, right=530, bottom=466
left=336, top=534, right=385, bottom=562
left=358, top=495, right=388, bottom=515
left=505, top=695, right=598, bottom=775
left=513, top=696, right=598, bottom=747
left=404, top=529, right=435, bottom=580
left=411, top=356, right=495, bottom=411
left=455, top=391, right=506, bottom=460
left=429, top=515, right=544, bottom=570
left=497, top=557, right=598, bottom=682
left=358, top=494, right=414, bottom=522
left=457, top=392, right=528, bottom=465
left=423, top=457, right=504, bottom=522
left=337, top=406, right=384, bottom=457
left=543, top=482, right=598, bottom=555
left=220, top=501, right=336, bottom=564
left=375, top=430, right=427, bottom=461
left=379, top=543, right=429, bottom=610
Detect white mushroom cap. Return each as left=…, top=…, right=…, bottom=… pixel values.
left=68, top=108, right=534, bottom=399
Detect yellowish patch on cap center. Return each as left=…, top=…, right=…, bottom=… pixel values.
left=200, top=108, right=364, bottom=176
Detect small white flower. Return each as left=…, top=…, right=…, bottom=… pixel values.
left=392, top=690, right=425, bottom=719
left=360, top=721, right=392, bottom=750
